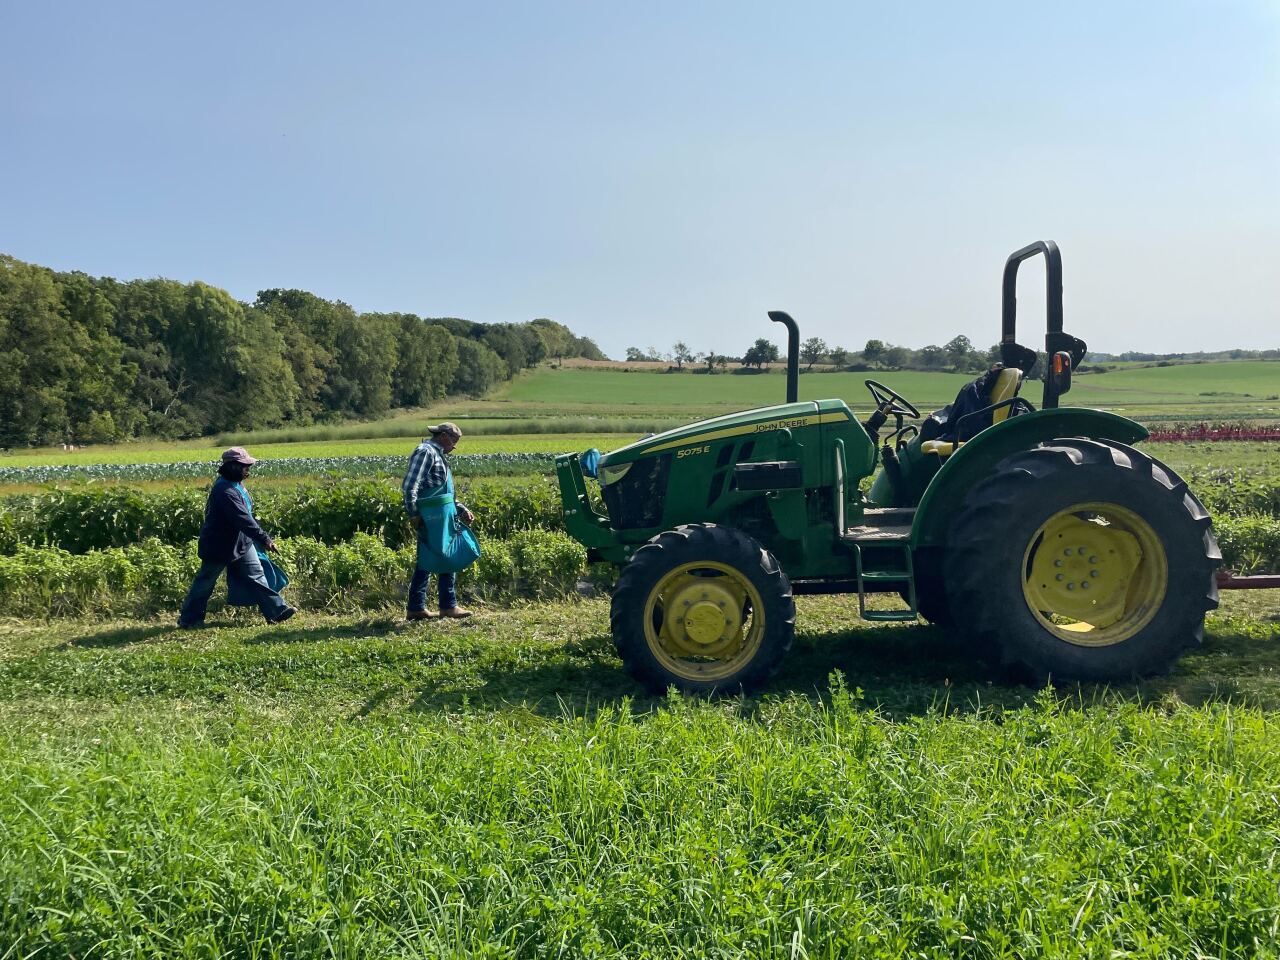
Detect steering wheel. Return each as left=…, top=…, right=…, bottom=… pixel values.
left=864, top=379, right=920, bottom=419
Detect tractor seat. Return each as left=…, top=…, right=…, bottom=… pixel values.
left=922, top=367, right=1024, bottom=457
left=988, top=367, right=1024, bottom=423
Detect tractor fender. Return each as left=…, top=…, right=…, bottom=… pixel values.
left=909, top=408, right=1148, bottom=549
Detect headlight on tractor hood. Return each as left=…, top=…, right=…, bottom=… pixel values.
left=599, top=461, right=633, bottom=486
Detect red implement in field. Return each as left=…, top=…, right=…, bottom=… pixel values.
left=1217, top=572, right=1280, bottom=590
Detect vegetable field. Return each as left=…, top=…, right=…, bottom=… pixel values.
left=1, top=362, right=1278, bottom=957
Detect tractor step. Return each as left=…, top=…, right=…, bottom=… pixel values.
left=862, top=609, right=920, bottom=622
left=849, top=538, right=918, bottom=623
left=860, top=570, right=911, bottom=581
left=841, top=507, right=915, bottom=542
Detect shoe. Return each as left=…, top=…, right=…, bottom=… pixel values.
left=407, top=610, right=440, bottom=621
left=440, top=607, right=473, bottom=619
left=176, top=619, right=204, bottom=629
left=268, top=606, right=297, bottom=625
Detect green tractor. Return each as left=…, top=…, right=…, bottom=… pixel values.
left=556, top=242, right=1221, bottom=693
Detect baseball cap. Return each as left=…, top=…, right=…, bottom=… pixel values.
left=221, top=446, right=258, bottom=465
left=427, top=422, right=462, bottom=439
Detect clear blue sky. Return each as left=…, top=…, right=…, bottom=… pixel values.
left=3, top=1, right=1277, bottom=358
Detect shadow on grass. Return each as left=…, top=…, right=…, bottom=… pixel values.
left=392, top=611, right=1280, bottom=721
left=60, top=624, right=174, bottom=649
left=242, top=616, right=405, bottom=645
left=62, top=616, right=408, bottom=650
left=391, top=621, right=1007, bottom=721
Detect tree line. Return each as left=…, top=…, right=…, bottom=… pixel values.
left=632, top=336, right=1280, bottom=377
left=627, top=335, right=1004, bottom=375
left=0, top=254, right=604, bottom=447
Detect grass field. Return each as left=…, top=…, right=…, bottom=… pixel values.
left=495, top=361, right=1280, bottom=418
left=3, top=360, right=1279, bottom=955
left=1, top=593, right=1278, bottom=955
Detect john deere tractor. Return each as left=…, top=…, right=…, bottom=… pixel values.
left=556, top=242, right=1221, bottom=693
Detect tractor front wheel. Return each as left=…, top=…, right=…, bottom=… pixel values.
left=944, top=439, right=1220, bottom=682
left=611, top=524, right=795, bottom=694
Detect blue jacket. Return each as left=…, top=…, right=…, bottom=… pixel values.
left=197, top=476, right=273, bottom=562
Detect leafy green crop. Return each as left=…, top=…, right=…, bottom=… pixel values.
left=0, top=529, right=589, bottom=620
left=0, top=452, right=555, bottom=485
left=0, top=478, right=564, bottom=554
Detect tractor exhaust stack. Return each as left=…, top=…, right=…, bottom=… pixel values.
left=768, top=311, right=800, bottom=404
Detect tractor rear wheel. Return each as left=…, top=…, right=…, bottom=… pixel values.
left=944, top=439, right=1220, bottom=682
left=611, top=524, right=795, bottom=694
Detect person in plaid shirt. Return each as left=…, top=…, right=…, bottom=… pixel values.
left=402, top=423, right=475, bottom=620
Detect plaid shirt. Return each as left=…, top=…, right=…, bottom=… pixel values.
left=402, top=439, right=450, bottom=514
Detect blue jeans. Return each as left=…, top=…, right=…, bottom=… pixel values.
left=180, top=552, right=291, bottom=625
left=408, top=569, right=456, bottom=612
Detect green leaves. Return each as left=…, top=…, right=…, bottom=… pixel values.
left=0, top=477, right=565, bottom=555
left=0, top=532, right=591, bottom=619
left=0, top=256, right=605, bottom=446
left=0, top=453, right=555, bottom=485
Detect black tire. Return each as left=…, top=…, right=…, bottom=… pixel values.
left=611, top=523, right=795, bottom=694
left=902, top=547, right=953, bottom=627
left=944, top=439, right=1220, bottom=682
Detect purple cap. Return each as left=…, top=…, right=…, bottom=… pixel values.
left=221, top=446, right=258, bottom=465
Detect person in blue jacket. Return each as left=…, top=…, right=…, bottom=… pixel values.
left=177, top=447, right=296, bottom=628
left=402, top=422, right=480, bottom=620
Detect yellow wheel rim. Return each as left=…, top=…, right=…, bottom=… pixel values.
left=643, top=561, right=766, bottom=682
left=1021, top=501, right=1167, bottom=647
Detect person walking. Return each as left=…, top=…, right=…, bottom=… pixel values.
left=177, top=447, right=296, bottom=628
left=402, top=423, right=479, bottom=620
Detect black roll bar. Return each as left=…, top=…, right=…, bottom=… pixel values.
left=1002, top=240, right=1064, bottom=342
left=768, top=310, right=800, bottom=404
left=1000, top=240, right=1087, bottom=409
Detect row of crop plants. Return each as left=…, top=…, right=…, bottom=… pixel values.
left=0, top=530, right=599, bottom=620
left=1146, top=423, right=1280, bottom=441
left=0, top=469, right=1276, bottom=620
left=0, top=452, right=555, bottom=485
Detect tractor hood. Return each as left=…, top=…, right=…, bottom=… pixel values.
left=600, top=400, right=854, bottom=468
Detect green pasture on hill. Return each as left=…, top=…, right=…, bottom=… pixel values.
left=500, top=366, right=974, bottom=410
left=499, top=361, right=1280, bottom=414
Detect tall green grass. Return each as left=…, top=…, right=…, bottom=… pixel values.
left=1, top=688, right=1277, bottom=957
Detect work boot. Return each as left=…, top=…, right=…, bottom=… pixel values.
left=440, top=607, right=473, bottom=619
left=407, top=610, right=440, bottom=621
left=268, top=606, right=297, bottom=625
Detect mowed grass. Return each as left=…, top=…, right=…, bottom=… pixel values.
left=1, top=593, right=1278, bottom=956
left=499, top=367, right=975, bottom=411
left=498, top=361, right=1280, bottom=413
